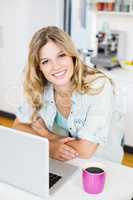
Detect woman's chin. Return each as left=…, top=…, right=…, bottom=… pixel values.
left=52, top=79, right=71, bottom=87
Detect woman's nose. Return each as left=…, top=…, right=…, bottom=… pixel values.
left=51, top=60, right=60, bottom=70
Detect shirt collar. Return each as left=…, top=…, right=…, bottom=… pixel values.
left=43, top=83, right=54, bottom=102
left=43, top=83, right=82, bottom=105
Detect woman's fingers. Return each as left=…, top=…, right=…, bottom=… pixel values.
left=50, top=140, right=79, bottom=161
left=32, top=117, right=46, bottom=131
left=37, top=117, right=46, bottom=127
left=59, top=137, right=75, bottom=143
left=32, top=121, right=42, bottom=130
left=60, top=145, right=78, bottom=160
left=59, top=154, right=73, bottom=161
left=63, top=144, right=78, bottom=156
left=59, top=152, right=75, bottom=161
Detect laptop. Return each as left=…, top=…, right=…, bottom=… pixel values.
left=0, top=125, right=79, bottom=198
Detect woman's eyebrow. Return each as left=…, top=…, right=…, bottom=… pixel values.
left=40, top=57, right=48, bottom=61
left=57, top=50, right=65, bottom=54
left=40, top=51, right=65, bottom=61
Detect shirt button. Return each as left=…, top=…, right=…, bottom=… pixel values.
left=69, top=128, right=72, bottom=130
left=51, top=101, right=53, bottom=104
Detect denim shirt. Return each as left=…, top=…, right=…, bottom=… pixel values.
left=16, top=78, right=124, bottom=162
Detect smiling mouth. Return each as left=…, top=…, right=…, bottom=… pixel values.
left=52, top=70, right=67, bottom=79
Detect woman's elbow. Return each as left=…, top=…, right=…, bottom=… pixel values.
left=12, top=118, right=22, bottom=129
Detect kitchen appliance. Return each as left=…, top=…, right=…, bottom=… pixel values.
left=91, top=30, right=126, bottom=70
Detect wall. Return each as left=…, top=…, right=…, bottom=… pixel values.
left=0, top=0, right=64, bottom=114
left=70, top=0, right=93, bottom=50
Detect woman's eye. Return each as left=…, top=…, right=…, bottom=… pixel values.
left=42, top=60, right=48, bottom=65
left=59, top=53, right=66, bottom=57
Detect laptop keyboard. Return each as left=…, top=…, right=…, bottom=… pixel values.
left=49, top=173, right=62, bottom=188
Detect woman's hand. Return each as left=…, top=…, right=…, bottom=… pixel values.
left=32, top=117, right=59, bottom=140
left=50, top=137, right=79, bottom=161
left=32, top=117, right=48, bottom=135
left=32, top=117, right=79, bottom=161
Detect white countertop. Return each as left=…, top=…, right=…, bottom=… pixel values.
left=99, top=67, right=133, bottom=83
left=0, top=157, right=133, bottom=200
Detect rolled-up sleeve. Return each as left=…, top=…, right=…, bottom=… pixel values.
left=16, top=100, right=33, bottom=123
left=77, top=79, right=113, bottom=145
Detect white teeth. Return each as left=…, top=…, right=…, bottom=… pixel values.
left=53, top=70, right=66, bottom=77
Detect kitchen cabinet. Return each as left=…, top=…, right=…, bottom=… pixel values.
left=99, top=67, right=133, bottom=147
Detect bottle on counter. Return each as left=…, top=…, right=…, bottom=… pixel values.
left=119, top=0, right=124, bottom=12
left=122, top=0, right=130, bottom=12
left=96, top=0, right=105, bottom=11
left=107, top=0, right=115, bottom=11
left=115, top=0, right=121, bottom=11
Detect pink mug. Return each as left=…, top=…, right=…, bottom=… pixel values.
left=82, top=166, right=106, bottom=194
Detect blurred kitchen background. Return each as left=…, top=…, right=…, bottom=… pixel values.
left=0, top=0, right=133, bottom=160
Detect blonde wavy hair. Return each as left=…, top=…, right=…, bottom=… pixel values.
left=24, top=26, right=109, bottom=121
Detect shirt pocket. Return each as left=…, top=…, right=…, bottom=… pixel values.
left=74, top=118, right=84, bottom=131
left=73, top=105, right=91, bottom=132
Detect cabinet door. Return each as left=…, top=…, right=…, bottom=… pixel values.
left=100, top=69, right=133, bottom=147
left=124, top=82, right=133, bottom=146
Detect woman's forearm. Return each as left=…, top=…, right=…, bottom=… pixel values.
left=13, top=122, right=38, bottom=135
left=12, top=119, right=58, bottom=141
left=66, top=139, right=98, bottom=159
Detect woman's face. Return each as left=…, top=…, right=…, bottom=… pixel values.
left=39, top=40, right=74, bottom=88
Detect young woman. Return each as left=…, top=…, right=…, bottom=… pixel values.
left=13, top=26, right=124, bottom=163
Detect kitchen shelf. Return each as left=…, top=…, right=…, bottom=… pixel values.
left=90, top=0, right=133, bottom=16
left=96, top=11, right=133, bottom=16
